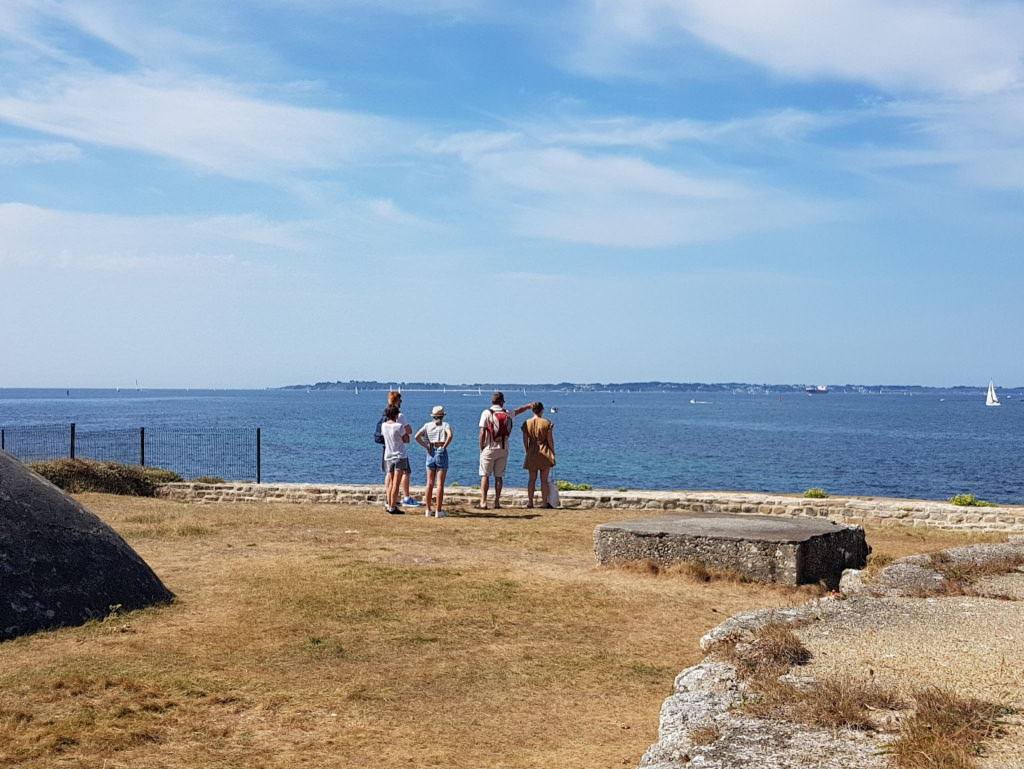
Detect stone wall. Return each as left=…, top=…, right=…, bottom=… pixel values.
left=154, top=483, right=1024, bottom=533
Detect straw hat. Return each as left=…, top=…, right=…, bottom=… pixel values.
left=431, top=406, right=445, bottom=418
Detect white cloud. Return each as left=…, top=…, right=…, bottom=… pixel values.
left=366, top=198, right=440, bottom=230
left=0, top=73, right=408, bottom=181
left=472, top=148, right=743, bottom=199
left=446, top=145, right=836, bottom=247
left=572, top=0, right=1024, bottom=96
left=0, top=140, right=80, bottom=165
left=0, top=202, right=271, bottom=269
left=544, top=109, right=837, bottom=150
left=841, top=90, right=1024, bottom=191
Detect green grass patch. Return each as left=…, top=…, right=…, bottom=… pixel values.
left=948, top=494, right=997, bottom=507
left=556, top=481, right=593, bottom=491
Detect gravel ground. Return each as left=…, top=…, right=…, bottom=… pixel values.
left=796, top=573, right=1024, bottom=768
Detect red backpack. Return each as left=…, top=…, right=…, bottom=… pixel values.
left=484, top=409, right=512, bottom=447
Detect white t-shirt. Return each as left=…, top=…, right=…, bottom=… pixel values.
left=382, top=420, right=409, bottom=461
left=479, top=406, right=514, bottom=452
left=419, top=421, right=450, bottom=445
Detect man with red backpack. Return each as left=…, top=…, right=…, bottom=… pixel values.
left=477, top=391, right=532, bottom=510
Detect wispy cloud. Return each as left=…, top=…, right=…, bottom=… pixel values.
left=836, top=91, right=1024, bottom=191
left=438, top=142, right=837, bottom=247
left=541, top=109, right=839, bottom=151
left=0, top=202, right=273, bottom=269
left=569, top=0, right=1024, bottom=96
left=0, top=139, right=80, bottom=165
left=0, top=72, right=408, bottom=181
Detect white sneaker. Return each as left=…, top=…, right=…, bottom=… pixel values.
left=434, top=510, right=448, bottom=518
left=425, top=509, right=433, bottom=517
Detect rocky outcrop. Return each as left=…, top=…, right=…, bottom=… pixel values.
left=0, top=450, right=174, bottom=641
left=638, top=537, right=1024, bottom=768
left=840, top=535, right=1024, bottom=598
left=638, top=661, right=889, bottom=769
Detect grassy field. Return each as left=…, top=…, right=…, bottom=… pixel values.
left=0, top=495, right=1008, bottom=768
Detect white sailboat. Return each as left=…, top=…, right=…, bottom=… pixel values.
left=986, top=379, right=1001, bottom=407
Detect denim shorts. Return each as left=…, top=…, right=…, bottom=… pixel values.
left=426, top=447, right=449, bottom=471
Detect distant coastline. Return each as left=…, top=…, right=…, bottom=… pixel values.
left=280, top=380, right=1021, bottom=396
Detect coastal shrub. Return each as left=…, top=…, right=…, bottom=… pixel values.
left=618, top=487, right=628, bottom=492
left=191, top=476, right=225, bottom=484
left=803, top=488, right=828, bottom=499
left=28, top=459, right=182, bottom=496
left=556, top=481, right=593, bottom=491
left=948, top=493, right=997, bottom=507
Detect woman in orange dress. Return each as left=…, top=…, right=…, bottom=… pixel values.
left=521, top=402, right=556, bottom=508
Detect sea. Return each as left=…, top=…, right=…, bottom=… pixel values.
left=2, top=387, right=1023, bottom=505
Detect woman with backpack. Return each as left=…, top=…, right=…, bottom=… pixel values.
left=521, top=401, right=556, bottom=509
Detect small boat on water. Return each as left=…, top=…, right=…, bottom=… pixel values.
left=986, top=379, right=1001, bottom=407
left=805, top=385, right=829, bottom=395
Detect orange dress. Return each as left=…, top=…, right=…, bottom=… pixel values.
left=522, top=417, right=555, bottom=470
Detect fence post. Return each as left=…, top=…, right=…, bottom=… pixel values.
left=70, top=423, right=76, bottom=459
left=1, top=428, right=4, bottom=451
left=256, top=427, right=261, bottom=484
left=140, top=427, right=146, bottom=466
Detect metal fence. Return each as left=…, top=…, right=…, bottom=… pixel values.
left=0, top=424, right=261, bottom=482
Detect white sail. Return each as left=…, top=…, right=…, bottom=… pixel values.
left=986, top=379, right=1001, bottom=407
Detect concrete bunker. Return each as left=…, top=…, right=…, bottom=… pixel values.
left=0, top=450, right=174, bottom=641
left=594, top=513, right=869, bottom=587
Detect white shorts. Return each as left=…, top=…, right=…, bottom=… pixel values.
left=479, top=448, right=508, bottom=479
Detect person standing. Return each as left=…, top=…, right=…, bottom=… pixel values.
left=380, top=391, right=421, bottom=508
left=521, top=401, right=556, bottom=509
left=477, top=392, right=531, bottom=510
left=415, top=405, right=453, bottom=518
left=381, top=404, right=411, bottom=514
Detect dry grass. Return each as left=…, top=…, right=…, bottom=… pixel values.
left=608, top=558, right=783, bottom=588
left=861, top=524, right=1009, bottom=561
left=0, top=497, right=1008, bottom=769
left=910, top=551, right=1024, bottom=600
left=718, top=620, right=902, bottom=731
left=688, top=724, right=721, bottom=746
left=724, top=620, right=812, bottom=679
left=721, top=614, right=1013, bottom=765
left=862, top=551, right=897, bottom=582
left=894, top=687, right=1016, bottom=769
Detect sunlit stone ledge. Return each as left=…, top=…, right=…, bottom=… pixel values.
left=154, top=483, right=1024, bottom=533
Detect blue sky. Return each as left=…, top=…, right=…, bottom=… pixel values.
left=2, top=0, right=1023, bottom=388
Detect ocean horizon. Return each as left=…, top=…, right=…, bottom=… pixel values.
left=2, top=386, right=1022, bottom=504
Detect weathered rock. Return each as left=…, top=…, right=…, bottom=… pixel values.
left=642, top=540, right=1024, bottom=769
left=0, top=450, right=174, bottom=641
left=594, top=514, right=869, bottom=587
left=840, top=537, right=1024, bottom=598
left=638, top=658, right=889, bottom=769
